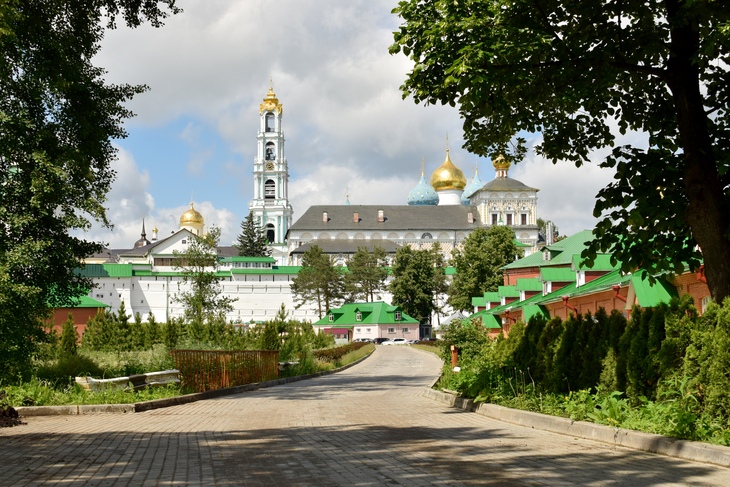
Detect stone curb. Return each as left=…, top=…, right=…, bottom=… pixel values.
left=16, top=347, right=375, bottom=416
left=423, top=388, right=730, bottom=468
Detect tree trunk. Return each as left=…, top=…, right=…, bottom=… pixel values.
left=666, top=0, right=730, bottom=302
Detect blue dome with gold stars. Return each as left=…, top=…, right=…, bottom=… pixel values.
left=407, top=167, right=439, bottom=206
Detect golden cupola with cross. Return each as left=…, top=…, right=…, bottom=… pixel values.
left=430, top=146, right=467, bottom=205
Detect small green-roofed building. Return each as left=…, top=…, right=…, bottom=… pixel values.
left=483, top=291, right=501, bottom=303
left=504, top=230, right=595, bottom=270
left=464, top=309, right=503, bottom=331
left=313, top=301, right=420, bottom=343
left=498, top=285, right=520, bottom=298
left=471, top=296, right=487, bottom=309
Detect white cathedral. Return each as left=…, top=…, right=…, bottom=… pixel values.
left=83, top=87, right=541, bottom=325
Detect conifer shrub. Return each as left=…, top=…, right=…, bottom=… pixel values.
left=59, top=314, right=78, bottom=357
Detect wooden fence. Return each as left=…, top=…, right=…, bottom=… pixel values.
left=170, top=350, right=279, bottom=393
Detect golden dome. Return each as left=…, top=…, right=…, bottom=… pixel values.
left=259, top=85, right=283, bottom=114
left=493, top=154, right=511, bottom=171
left=430, top=149, right=467, bottom=191
left=179, top=203, right=204, bottom=226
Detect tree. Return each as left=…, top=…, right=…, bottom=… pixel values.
left=344, top=246, right=389, bottom=302
left=389, top=244, right=446, bottom=324
left=59, top=314, right=78, bottom=357
left=448, top=226, right=521, bottom=311
left=0, top=1, right=179, bottom=378
left=290, top=245, right=344, bottom=319
left=391, top=1, right=730, bottom=301
left=235, top=211, right=270, bottom=257
left=174, top=227, right=235, bottom=330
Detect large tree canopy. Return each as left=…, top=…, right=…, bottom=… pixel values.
left=0, top=0, right=179, bottom=378
left=391, top=1, right=730, bottom=301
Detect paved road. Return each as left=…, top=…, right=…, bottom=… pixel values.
left=2, top=347, right=730, bottom=486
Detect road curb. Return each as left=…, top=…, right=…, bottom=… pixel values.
left=423, top=388, right=730, bottom=468
left=16, top=347, right=375, bottom=416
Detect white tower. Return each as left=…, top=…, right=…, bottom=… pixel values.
left=249, top=84, right=293, bottom=263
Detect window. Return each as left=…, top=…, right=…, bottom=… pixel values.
left=521, top=213, right=527, bottom=225
left=264, top=179, right=275, bottom=200
left=266, top=223, right=275, bottom=243
left=356, top=312, right=362, bottom=321
left=328, top=314, right=334, bottom=322
left=402, top=328, right=409, bottom=333
left=506, top=214, right=513, bottom=226
left=421, top=232, right=432, bottom=239
left=265, top=142, right=275, bottom=160
left=265, top=113, right=274, bottom=132
left=491, top=213, right=498, bottom=225
left=356, top=328, right=361, bottom=332
left=388, top=327, right=395, bottom=334
left=366, top=328, right=371, bottom=332
left=394, top=311, right=401, bottom=321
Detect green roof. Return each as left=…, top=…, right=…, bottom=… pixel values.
left=74, top=296, right=110, bottom=308
left=471, top=296, right=487, bottom=307
left=463, top=309, right=502, bottom=329
left=498, top=285, right=520, bottom=298
left=572, top=253, right=619, bottom=271
left=515, top=278, right=542, bottom=292
left=483, top=291, right=501, bottom=303
left=78, top=263, right=134, bottom=278
left=631, top=271, right=677, bottom=307
left=219, top=256, right=275, bottom=263
left=313, top=301, right=419, bottom=326
left=540, top=267, right=576, bottom=282
left=504, top=230, right=595, bottom=270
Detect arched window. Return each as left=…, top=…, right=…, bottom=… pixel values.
left=266, top=223, right=275, bottom=243
left=264, top=179, right=275, bottom=200
left=265, top=113, right=274, bottom=132
left=265, top=142, right=275, bottom=160
left=421, top=232, right=432, bottom=240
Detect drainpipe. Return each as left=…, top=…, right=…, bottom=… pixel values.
left=697, top=264, right=708, bottom=284
left=612, top=285, right=627, bottom=302
left=562, top=295, right=577, bottom=314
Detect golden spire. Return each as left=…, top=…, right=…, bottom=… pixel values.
left=430, top=144, right=467, bottom=191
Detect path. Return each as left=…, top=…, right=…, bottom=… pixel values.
left=2, top=346, right=730, bottom=486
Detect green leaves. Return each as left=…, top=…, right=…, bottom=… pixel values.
left=392, top=0, right=730, bottom=300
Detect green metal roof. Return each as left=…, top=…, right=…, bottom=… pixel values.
left=572, top=253, right=619, bottom=271
left=463, top=309, right=503, bottom=329
left=220, top=256, right=275, bottom=263
left=230, top=266, right=302, bottom=275
left=74, top=296, right=110, bottom=308
left=515, top=278, right=542, bottom=292
left=498, top=285, right=520, bottom=298
left=471, top=296, right=487, bottom=307
left=483, top=291, right=501, bottom=303
left=540, top=267, right=576, bottom=282
left=504, top=230, right=595, bottom=270
left=631, top=271, right=678, bottom=307
left=78, top=263, right=134, bottom=278
left=313, top=301, right=419, bottom=326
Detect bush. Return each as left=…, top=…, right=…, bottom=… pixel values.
left=36, top=354, right=104, bottom=386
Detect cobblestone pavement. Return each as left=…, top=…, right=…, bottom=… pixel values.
left=3, top=347, right=730, bottom=486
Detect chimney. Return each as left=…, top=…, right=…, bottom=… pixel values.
left=467, top=212, right=474, bottom=224
left=322, top=211, right=328, bottom=222
left=377, top=209, right=384, bottom=222
left=353, top=212, right=359, bottom=223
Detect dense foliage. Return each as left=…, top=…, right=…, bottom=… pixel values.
left=344, top=246, right=389, bottom=303
left=448, top=226, right=522, bottom=311
left=291, top=245, right=345, bottom=318
left=0, top=0, right=179, bottom=380
left=440, top=297, right=730, bottom=444
left=391, top=1, right=730, bottom=302
left=389, top=243, right=447, bottom=324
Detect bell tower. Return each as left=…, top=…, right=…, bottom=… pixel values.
left=249, top=83, right=293, bottom=261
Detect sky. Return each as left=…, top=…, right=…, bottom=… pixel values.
left=87, top=0, right=625, bottom=249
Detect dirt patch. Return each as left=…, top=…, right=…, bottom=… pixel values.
left=0, top=406, right=24, bottom=427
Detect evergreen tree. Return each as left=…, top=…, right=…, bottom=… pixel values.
left=448, top=226, right=522, bottom=311
left=235, top=211, right=271, bottom=257
left=59, top=313, right=78, bottom=357
left=291, top=245, right=345, bottom=318
left=116, top=300, right=132, bottom=352
left=344, top=246, right=388, bottom=302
